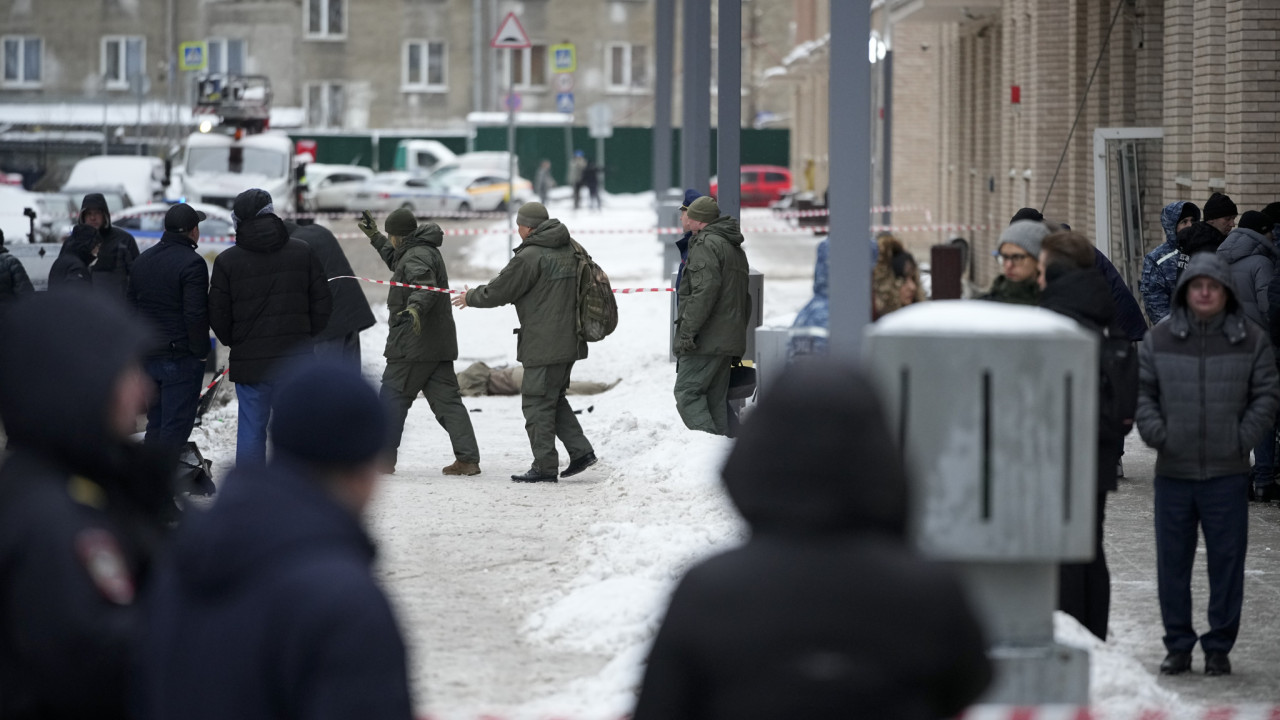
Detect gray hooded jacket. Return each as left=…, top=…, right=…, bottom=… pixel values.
left=1216, top=226, right=1277, bottom=329
left=1136, top=252, right=1279, bottom=480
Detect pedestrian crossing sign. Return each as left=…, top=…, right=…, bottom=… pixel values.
left=179, top=42, right=207, bottom=72
left=551, top=44, right=576, bottom=73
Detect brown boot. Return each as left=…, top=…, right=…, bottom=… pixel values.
left=442, top=460, right=481, bottom=476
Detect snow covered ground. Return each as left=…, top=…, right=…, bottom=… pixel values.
left=190, top=192, right=1192, bottom=719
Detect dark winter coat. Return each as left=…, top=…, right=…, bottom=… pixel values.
left=674, top=231, right=692, bottom=290
left=1216, top=226, right=1277, bottom=329
left=465, top=218, right=586, bottom=367
left=979, top=274, right=1040, bottom=305
left=128, top=231, right=210, bottom=358
left=372, top=223, right=457, bottom=363
left=288, top=222, right=375, bottom=343
left=0, top=245, right=34, bottom=300
left=79, top=194, right=139, bottom=299
left=675, top=215, right=750, bottom=357
left=0, top=289, right=172, bottom=720
left=1136, top=253, right=1280, bottom=480
left=1093, top=248, right=1148, bottom=341
left=208, top=214, right=332, bottom=384
left=138, top=459, right=412, bottom=720
left=47, top=228, right=98, bottom=291
left=1140, top=201, right=1190, bottom=325
left=632, top=363, right=992, bottom=720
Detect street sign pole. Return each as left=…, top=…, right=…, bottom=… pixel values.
left=507, top=48, right=516, bottom=256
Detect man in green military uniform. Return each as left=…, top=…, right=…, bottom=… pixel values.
left=452, top=202, right=598, bottom=483
left=674, top=196, right=750, bottom=436
left=357, top=208, right=480, bottom=476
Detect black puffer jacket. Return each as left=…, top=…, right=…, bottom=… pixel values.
left=0, top=245, right=34, bottom=300
left=47, top=226, right=98, bottom=291
left=208, top=214, right=332, bottom=384
left=0, top=289, right=173, bottom=719
left=286, top=222, right=375, bottom=343
left=633, top=362, right=992, bottom=720
left=78, top=193, right=139, bottom=299
left=128, top=231, right=210, bottom=358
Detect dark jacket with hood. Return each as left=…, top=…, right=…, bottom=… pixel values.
left=632, top=363, right=992, bottom=720
left=0, top=289, right=173, bottom=720
left=79, top=193, right=139, bottom=299
left=1092, top=248, right=1148, bottom=341
left=675, top=215, right=750, bottom=357
left=465, top=218, right=586, bottom=366
left=0, top=242, right=34, bottom=300
left=1136, top=253, right=1280, bottom=480
left=371, top=222, right=457, bottom=363
left=287, top=221, right=375, bottom=343
left=138, top=459, right=412, bottom=720
left=128, top=230, right=210, bottom=358
left=47, top=224, right=99, bottom=291
left=1216, top=225, right=1278, bottom=329
left=1141, top=201, right=1191, bottom=325
left=208, top=213, right=332, bottom=384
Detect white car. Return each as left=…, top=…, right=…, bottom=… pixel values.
left=62, top=155, right=166, bottom=207
left=422, top=166, right=533, bottom=213
left=344, top=173, right=439, bottom=214
left=302, top=164, right=375, bottom=212
left=0, top=186, right=39, bottom=243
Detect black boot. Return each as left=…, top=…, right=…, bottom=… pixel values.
left=1204, top=652, right=1231, bottom=676
left=511, top=466, right=558, bottom=483
left=1159, top=651, right=1192, bottom=675
left=562, top=452, right=598, bottom=478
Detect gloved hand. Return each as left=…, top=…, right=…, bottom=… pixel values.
left=674, top=334, right=697, bottom=354
left=357, top=210, right=379, bottom=239
left=398, top=307, right=423, bottom=335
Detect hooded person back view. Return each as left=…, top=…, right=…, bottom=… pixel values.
left=632, top=361, right=993, bottom=720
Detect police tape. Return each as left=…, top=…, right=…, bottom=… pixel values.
left=414, top=707, right=1280, bottom=720
left=747, top=204, right=935, bottom=220
left=329, top=275, right=673, bottom=295
left=199, top=368, right=228, bottom=398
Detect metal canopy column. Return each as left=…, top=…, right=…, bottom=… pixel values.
left=717, top=0, right=742, bottom=216
left=681, top=0, right=712, bottom=193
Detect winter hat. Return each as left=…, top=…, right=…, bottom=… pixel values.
left=231, top=188, right=274, bottom=228
left=1238, top=210, right=1271, bottom=235
left=686, top=196, right=720, bottom=223
left=1203, top=192, right=1237, bottom=222
left=1261, top=202, right=1280, bottom=228
left=1178, top=202, right=1201, bottom=224
left=516, top=201, right=549, bottom=228
left=998, top=219, right=1052, bottom=259
left=384, top=208, right=418, bottom=236
left=270, top=358, right=389, bottom=468
left=1010, top=207, right=1044, bottom=224
left=163, top=203, right=206, bottom=234
left=680, top=188, right=703, bottom=210
left=1176, top=222, right=1225, bottom=255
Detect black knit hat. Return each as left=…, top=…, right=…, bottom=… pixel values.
left=1178, top=202, right=1201, bottom=224
left=1010, top=207, right=1044, bottom=224
left=232, top=188, right=274, bottom=225
left=1238, top=210, right=1272, bottom=235
left=1262, top=202, right=1280, bottom=228
left=1203, top=193, right=1237, bottom=222
left=270, top=359, right=390, bottom=468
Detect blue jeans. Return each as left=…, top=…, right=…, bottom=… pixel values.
left=1252, top=424, right=1276, bottom=489
left=143, top=354, right=206, bottom=450
left=235, top=381, right=275, bottom=467
left=1154, top=474, right=1250, bottom=655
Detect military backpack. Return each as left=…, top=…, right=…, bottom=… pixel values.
left=569, top=239, right=618, bottom=342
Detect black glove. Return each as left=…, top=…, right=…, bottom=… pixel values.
left=357, top=210, right=379, bottom=239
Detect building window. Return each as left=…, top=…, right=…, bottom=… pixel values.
left=305, top=82, right=346, bottom=128
left=498, top=44, right=547, bottom=90
left=403, top=40, right=446, bottom=92
left=1, top=36, right=42, bottom=87
left=206, top=38, right=246, bottom=75
left=607, top=42, right=648, bottom=91
left=305, top=0, right=345, bottom=39
left=102, top=36, right=145, bottom=90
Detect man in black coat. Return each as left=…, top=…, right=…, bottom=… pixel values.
left=0, top=229, right=34, bottom=301
left=138, top=359, right=414, bottom=720
left=285, top=220, right=375, bottom=368
left=632, top=362, right=992, bottom=720
left=78, top=192, right=139, bottom=299
left=128, top=203, right=211, bottom=450
left=0, top=288, right=174, bottom=719
left=47, top=223, right=100, bottom=290
left=208, top=189, right=332, bottom=467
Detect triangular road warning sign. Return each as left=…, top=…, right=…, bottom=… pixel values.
left=490, top=12, right=531, bottom=49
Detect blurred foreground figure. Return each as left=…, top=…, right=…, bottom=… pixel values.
left=139, top=359, right=413, bottom=720
left=632, top=361, right=992, bottom=720
left=0, top=288, right=172, bottom=719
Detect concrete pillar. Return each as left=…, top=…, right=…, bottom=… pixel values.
left=1222, top=0, right=1280, bottom=210
left=1163, top=0, right=1196, bottom=203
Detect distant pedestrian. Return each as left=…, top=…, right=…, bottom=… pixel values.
left=871, top=233, right=923, bottom=320
left=673, top=188, right=703, bottom=290
left=0, top=288, right=172, bottom=719
left=78, top=192, right=139, bottom=299
left=47, top=223, right=100, bottom=290
left=570, top=150, right=587, bottom=210
left=0, top=228, right=34, bottom=302
left=453, top=202, right=597, bottom=482
left=1135, top=252, right=1279, bottom=677
left=980, top=219, right=1048, bottom=305
left=208, top=189, right=332, bottom=467
left=358, top=208, right=480, bottom=476
left=286, top=220, right=376, bottom=368
left=1203, top=192, right=1238, bottom=240
left=673, top=196, right=750, bottom=437
left=632, top=361, right=993, bottom=720
left=1141, top=201, right=1200, bottom=325
left=128, top=203, right=210, bottom=451
left=582, top=159, right=601, bottom=210
left=1218, top=210, right=1278, bottom=330
left=534, top=159, right=556, bottom=206
left=138, top=359, right=414, bottom=720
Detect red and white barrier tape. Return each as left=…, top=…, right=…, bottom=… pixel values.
left=414, top=709, right=1280, bottom=720
left=199, top=369, right=228, bottom=398
left=329, top=276, right=673, bottom=295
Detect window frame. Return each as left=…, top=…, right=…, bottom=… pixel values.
left=605, top=41, right=649, bottom=94
left=304, top=81, right=346, bottom=129
left=304, top=0, right=347, bottom=41
left=401, top=39, right=448, bottom=93
left=101, top=35, right=146, bottom=91
left=1, top=35, right=43, bottom=88
left=205, top=37, right=247, bottom=75
left=497, top=44, right=548, bottom=92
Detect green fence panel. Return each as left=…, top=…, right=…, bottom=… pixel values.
left=289, top=135, right=374, bottom=167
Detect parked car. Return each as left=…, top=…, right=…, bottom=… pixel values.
left=300, top=164, right=375, bottom=212
left=32, top=193, right=77, bottom=242
left=62, top=155, right=166, bottom=207
left=392, top=139, right=459, bottom=176
left=112, top=202, right=237, bottom=260
left=710, top=165, right=794, bottom=207
left=424, top=165, right=533, bottom=213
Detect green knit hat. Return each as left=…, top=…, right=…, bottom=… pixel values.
left=385, top=208, right=418, bottom=236
left=686, top=196, right=720, bottom=223
left=516, top=201, right=550, bottom=229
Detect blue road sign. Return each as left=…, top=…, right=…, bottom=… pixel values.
left=556, top=92, right=574, bottom=114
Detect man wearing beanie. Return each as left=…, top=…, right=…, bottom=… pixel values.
left=981, top=219, right=1050, bottom=305
left=453, top=201, right=597, bottom=482
left=138, top=359, right=414, bottom=719
left=672, top=195, right=750, bottom=437
left=1203, top=192, right=1238, bottom=238
left=1142, top=201, right=1201, bottom=324
left=209, top=188, right=332, bottom=466
left=674, top=188, right=704, bottom=290
left=356, top=207, right=480, bottom=476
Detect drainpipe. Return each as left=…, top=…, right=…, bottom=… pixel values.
left=473, top=0, right=483, bottom=115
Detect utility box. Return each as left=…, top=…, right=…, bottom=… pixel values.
left=670, top=268, right=763, bottom=363
left=864, top=301, right=1098, bottom=705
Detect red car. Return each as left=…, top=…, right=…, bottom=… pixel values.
left=710, top=165, right=793, bottom=207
